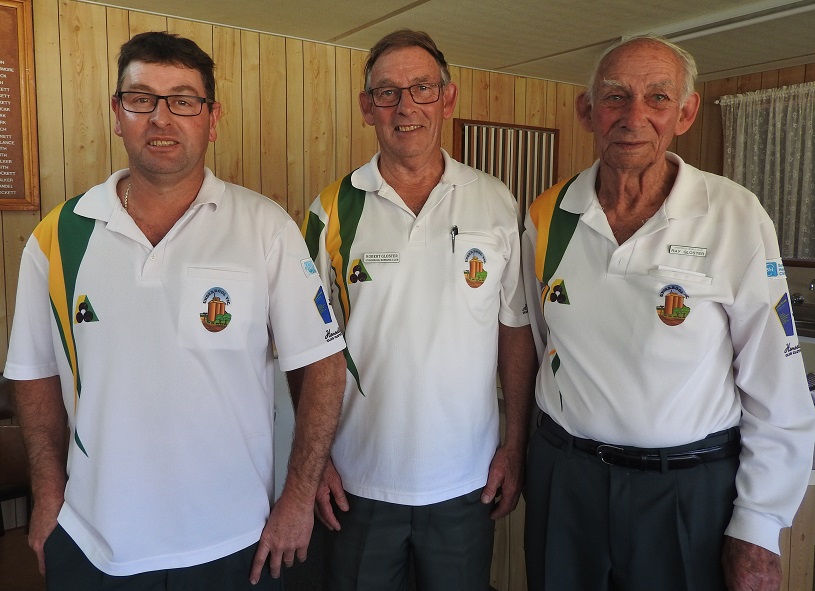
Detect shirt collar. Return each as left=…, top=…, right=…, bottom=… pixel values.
left=74, top=167, right=224, bottom=223
left=561, top=152, right=709, bottom=221
left=351, top=149, right=478, bottom=194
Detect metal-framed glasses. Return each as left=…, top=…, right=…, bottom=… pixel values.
left=115, top=91, right=214, bottom=116
left=368, top=82, right=445, bottom=107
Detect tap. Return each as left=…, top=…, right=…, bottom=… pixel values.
left=792, top=293, right=805, bottom=306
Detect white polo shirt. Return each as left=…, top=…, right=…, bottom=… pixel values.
left=522, top=153, right=815, bottom=554
left=303, top=151, right=528, bottom=506
left=5, top=168, right=346, bottom=575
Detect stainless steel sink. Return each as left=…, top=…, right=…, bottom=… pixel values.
left=793, top=302, right=815, bottom=338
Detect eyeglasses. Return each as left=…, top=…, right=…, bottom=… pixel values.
left=368, top=83, right=445, bottom=107
left=115, top=91, right=214, bottom=116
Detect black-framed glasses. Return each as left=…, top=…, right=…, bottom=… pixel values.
left=368, top=83, right=445, bottom=107
left=115, top=91, right=214, bottom=116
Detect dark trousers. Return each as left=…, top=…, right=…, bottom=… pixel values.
left=524, top=422, right=739, bottom=591
left=44, top=523, right=283, bottom=591
left=325, top=489, right=495, bottom=591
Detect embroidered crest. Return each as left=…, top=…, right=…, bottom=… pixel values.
left=464, top=248, right=488, bottom=288
left=200, top=287, right=232, bottom=332
left=656, top=284, right=691, bottom=326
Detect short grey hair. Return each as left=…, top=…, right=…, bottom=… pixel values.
left=587, top=34, right=697, bottom=106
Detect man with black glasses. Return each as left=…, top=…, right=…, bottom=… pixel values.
left=4, top=31, right=346, bottom=590
left=300, top=29, right=537, bottom=591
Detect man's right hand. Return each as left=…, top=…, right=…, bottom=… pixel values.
left=314, top=458, right=349, bottom=530
left=28, top=496, right=62, bottom=575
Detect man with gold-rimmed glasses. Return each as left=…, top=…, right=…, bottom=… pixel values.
left=300, top=28, right=537, bottom=591
left=5, top=31, right=347, bottom=590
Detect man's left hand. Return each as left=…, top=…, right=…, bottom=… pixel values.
left=481, top=444, right=524, bottom=520
left=722, top=536, right=782, bottom=591
left=249, top=493, right=313, bottom=583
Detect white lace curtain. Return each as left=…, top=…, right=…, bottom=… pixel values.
left=720, top=82, right=815, bottom=259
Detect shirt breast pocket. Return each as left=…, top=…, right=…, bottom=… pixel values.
left=454, top=231, right=503, bottom=314
left=178, top=267, right=256, bottom=351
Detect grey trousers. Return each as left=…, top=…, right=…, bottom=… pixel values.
left=325, top=489, right=495, bottom=591
left=524, top=423, right=739, bottom=591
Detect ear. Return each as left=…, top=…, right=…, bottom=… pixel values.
left=675, top=92, right=700, bottom=136
left=111, top=95, right=123, bottom=137
left=359, top=91, right=375, bottom=126
left=442, top=82, right=458, bottom=119
left=208, top=102, right=222, bottom=143
left=575, top=92, right=593, bottom=133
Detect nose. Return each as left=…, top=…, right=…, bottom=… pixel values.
left=396, top=88, right=418, bottom=112
left=149, top=98, right=174, bottom=124
left=619, top=97, right=648, bottom=129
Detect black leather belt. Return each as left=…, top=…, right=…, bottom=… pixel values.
left=538, top=412, right=740, bottom=471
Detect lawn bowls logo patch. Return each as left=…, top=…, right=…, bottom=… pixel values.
left=656, top=284, right=690, bottom=326
left=464, top=248, right=487, bottom=288
left=200, top=287, right=232, bottom=333
left=74, top=295, right=99, bottom=323
left=349, top=259, right=372, bottom=283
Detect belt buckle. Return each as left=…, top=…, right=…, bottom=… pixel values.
left=595, top=444, right=625, bottom=465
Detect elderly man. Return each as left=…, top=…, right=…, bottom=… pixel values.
left=299, top=29, right=537, bottom=591
left=4, top=32, right=346, bottom=589
left=522, top=34, right=815, bottom=591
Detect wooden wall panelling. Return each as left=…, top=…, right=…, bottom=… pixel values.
left=213, top=26, right=243, bottom=185
left=524, top=78, right=549, bottom=128
left=441, top=64, right=461, bottom=154
left=32, top=0, right=65, bottom=216
left=554, top=83, right=575, bottom=182
left=105, top=7, right=129, bottom=173
left=807, top=64, right=815, bottom=82
left=240, top=30, right=262, bottom=195
left=508, top=498, right=528, bottom=591
left=350, top=49, right=377, bottom=170
left=334, top=46, right=352, bottom=178
left=737, top=72, right=763, bottom=94
left=513, top=77, right=527, bottom=127
left=166, top=19, right=215, bottom=172
left=778, top=65, right=806, bottom=87
left=698, top=77, right=737, bottom=175
left=58, top=0, right=112, bottom=196
left=673, top=83, right=705, bottom=170
left=761, top=70, right=780, bottom=90
left=786, top=485, right=815, bottom=591
left=285, top=38, right=304, bottom=222
left=471, top=69, right=491, bottom=122
left=259, top=34, right=287, bottom=209
left=302, top=41, right=335, bottom=224
left=490, top=71, right=516, bottom=125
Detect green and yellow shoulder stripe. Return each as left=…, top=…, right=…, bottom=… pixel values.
left=301, top=173, right=366, bottom=395
left=32, top=194, right=95, bottom=455
left=527, top=175, right=580, bottom=310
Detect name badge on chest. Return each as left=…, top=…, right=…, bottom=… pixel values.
left=363, top=253, right=400, bottom=263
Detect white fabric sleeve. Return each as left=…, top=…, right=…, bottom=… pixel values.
left=724, top=219, right=815, bottom=554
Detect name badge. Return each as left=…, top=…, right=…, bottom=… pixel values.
left=668, top=245, right=707, bottom=257
left=363, top=253, right=400, bottom=263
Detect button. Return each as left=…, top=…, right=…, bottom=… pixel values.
left=150, top=254, right=157, bottom=261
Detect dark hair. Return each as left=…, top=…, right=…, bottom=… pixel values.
left=364, top=29, right=451, bottom=92
left=116, top=31, right=216, bottom=101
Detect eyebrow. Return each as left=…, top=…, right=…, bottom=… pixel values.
left=599, top=79, right=676, bottom=93
left=373, top=75, right=437, bottom=87
left=123, top=83, right=204, bottom=95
